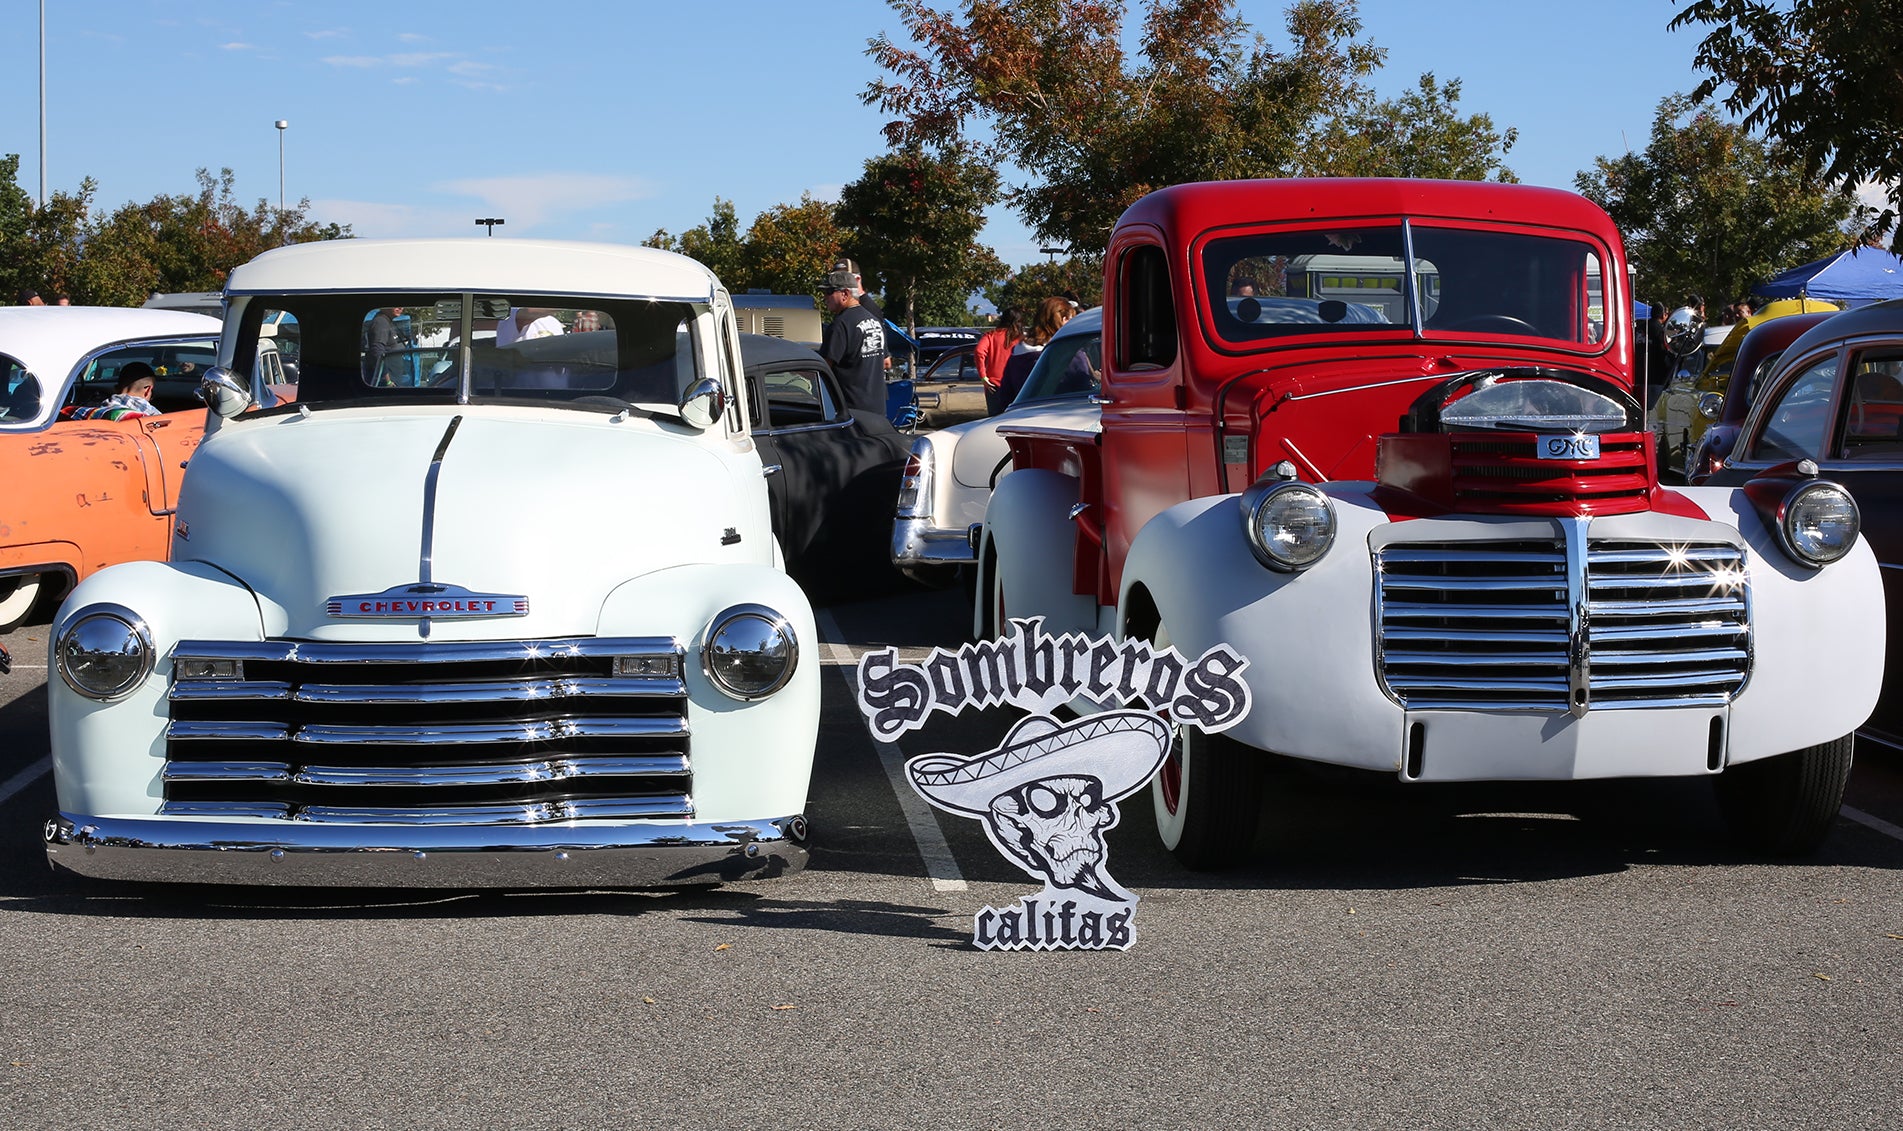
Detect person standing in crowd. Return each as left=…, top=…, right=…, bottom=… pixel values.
left=15, top=289, right=43, bottom=306
left=975, top=307, right=1023, bottom=415
left=364, top=306, right=406, bottom=382
left=831, top=258, right=884, bottom=323
left=998, top=296, right=1075, bottom=409
left=821, top=268, right=888, bottom=414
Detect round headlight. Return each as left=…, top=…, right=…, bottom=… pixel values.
left=1241, top=480, right=1337, bottom=571
left=1779, top=481, right=1860, bottom=567
left=55, top=604, right=154, bottom=700
left=702, top=604, right=798, bottom=700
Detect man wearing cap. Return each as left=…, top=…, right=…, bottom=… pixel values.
left=831, top=258, right=884, bottom=323
left=820, top=269, right=888, bottom=414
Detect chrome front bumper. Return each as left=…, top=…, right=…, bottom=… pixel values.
left=44, top=812, right=809, bottom=888
left=891, top=517, right=980, bottom=577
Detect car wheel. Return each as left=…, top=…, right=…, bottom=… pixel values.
left=1149, top=623, right=1264, bottom=869
left=0, top=573, right=41, bottom=632
left=1713, top=734, right=1853, bottom=856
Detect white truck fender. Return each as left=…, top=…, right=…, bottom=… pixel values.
left=982, top=467, right=1097, bottom=640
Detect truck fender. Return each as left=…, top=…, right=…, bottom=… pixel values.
left=981, top=467, right=1097, bottom=640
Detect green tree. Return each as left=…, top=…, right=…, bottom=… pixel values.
left=646, top=198, right=750, bottom=290
left=1314, top=73, right=1516, bottom=181
left=1574, top=95, right=1866, bottom=310
left=1672, top=0, right=1903, bottom=249
left=866, top=0, right=1515, bottom=255
left=741, top=194, right=849, bottom=297
left=836, top=146, right=1006, bottom=336
left=987, top=257, right=1105, bottom=317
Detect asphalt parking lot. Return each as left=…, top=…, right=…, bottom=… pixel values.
left=3, top=584, right=1902, bottom=1129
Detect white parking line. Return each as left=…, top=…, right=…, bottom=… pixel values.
left=1842, top=805, right=1903, bottom=843
left=815, top=610, right=967, bottom=892
left=0, top=756, right=50, bottom=808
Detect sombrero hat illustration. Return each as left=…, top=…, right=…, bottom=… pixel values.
left=906, top=711, right=1173, bottom=816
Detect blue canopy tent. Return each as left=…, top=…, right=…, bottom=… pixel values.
left=1755, top=248, right=1903, bottom=306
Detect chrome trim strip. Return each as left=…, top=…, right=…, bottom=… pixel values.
left=292, top=755, right=690, bottom=787
left=157, top=802, right=293, bottom=820
left=44, top=812, right=809, bottom=888
left=1563, top=517, right=1591, bottom=718
left=170, top=680, right=294, bottom=702
left=420, top=414, right=463, bottom=586
left=167, top=721, right=294, bottom=742
left=172, top=637, right=682, bottom=667
left=162, top=761, right=294, bottom=782
left=291, top=676, right=687, bottom=704
left=292, top=797, right=694, bottom=824
left=289, top=717, right=689, bottom=746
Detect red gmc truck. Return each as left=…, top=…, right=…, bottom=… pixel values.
left=981, top=178, right=1882, bottom=867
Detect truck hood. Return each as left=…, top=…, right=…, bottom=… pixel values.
left=174, top=406, right=768, bottom=639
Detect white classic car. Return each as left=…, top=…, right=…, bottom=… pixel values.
left=43, top=238, right=818, bottom=887
left=892, top=307, right=1101, bottom=593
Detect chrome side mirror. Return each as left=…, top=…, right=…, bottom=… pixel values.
left=1697, top=392, right=1724, bottom=420
left=678, top=377, right=726, bottom=430
left=200, top=367, right=253, bottom=419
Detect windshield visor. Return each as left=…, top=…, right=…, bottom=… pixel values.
left=1202, top=223, right=1608, bottom=348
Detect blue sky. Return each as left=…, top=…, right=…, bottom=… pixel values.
left=1, top=1, right=1712, bottom=269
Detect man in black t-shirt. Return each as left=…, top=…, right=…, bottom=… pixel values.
left=820, top=269, right=888, bottom=413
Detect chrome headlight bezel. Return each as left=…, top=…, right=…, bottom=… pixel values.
left=55, top=603, right=155, bottom=701
left=1239, top=477, right=1337, bottom=572
left=701, top=603, right=799, bottom=701
left=1776, top=480, right=1860, bottom=568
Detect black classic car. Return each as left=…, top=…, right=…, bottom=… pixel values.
left=1708, top=298, right=1903, bottom=746
left=742, top=333, right=913, bottom=597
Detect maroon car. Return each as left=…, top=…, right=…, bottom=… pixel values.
left=1687, top=310, right=1841, bottom=483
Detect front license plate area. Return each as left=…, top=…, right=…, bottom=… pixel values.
left=1537, top=434, right=1600, bottom=460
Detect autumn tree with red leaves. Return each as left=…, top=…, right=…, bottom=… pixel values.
left=864, top=0, right=1516, bottom=256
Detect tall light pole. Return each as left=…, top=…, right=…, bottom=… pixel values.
left=275, top=120, right=288, bottom=218
left=39, top=0, right=46, bottom=207
left=475, top=218, right=505, bottom=237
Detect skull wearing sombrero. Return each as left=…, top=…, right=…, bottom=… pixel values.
left=907, top=712, right=1171, bottom=900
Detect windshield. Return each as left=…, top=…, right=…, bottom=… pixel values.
left=1203, top=222, right=1608, bottom=348
left=1014, top=326, right=1102, bottom=405
left=235, top=293, right=703, bottom=413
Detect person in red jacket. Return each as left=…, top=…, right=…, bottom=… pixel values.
left=975, top=307, right=1023, bottom=415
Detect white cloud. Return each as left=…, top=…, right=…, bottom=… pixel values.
left=321, top=51, right=455, bottom=70
left=434, top=174, right=657, bottom=230
left=397, top=33, right=430, bottom=43
left=304, top=28, right=350, bottom=40
left=311, top=200, right=479, bottom=239
left=221, top=42, right=257, bottom=51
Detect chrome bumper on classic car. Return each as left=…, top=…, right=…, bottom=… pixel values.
left=891, top=517, right=980, bottom=574
left=46, top=633, right=813, bottom=886
left=44, top=812, right=809, bottom=887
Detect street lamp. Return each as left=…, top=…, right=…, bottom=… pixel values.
left=476, top=217, right=505, bottom=237
left=274, top=119, right=288, bottom=217
left=1040, top=246, right=1066, bottom=263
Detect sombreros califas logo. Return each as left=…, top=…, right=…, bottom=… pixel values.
left=908, top=711, right=1170, bottom=949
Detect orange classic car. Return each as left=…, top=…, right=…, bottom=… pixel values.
left=0, top=306, right=287, bottom=630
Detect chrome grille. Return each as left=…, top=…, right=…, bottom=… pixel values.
left=1375, top=536, right=1750, bottom=711
left=1585, top=541, right=1750, bottom=705
left=162, top=638, right=692, bottom=824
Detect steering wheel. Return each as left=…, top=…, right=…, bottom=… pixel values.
left=1442, top=315, right=1538, bottom=334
